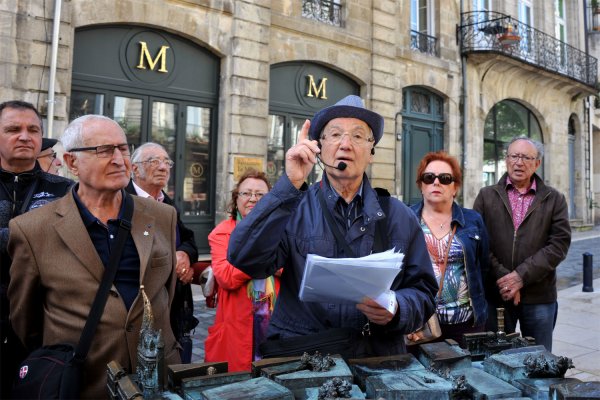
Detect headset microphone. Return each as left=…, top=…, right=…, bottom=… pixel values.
left=317, top=155, right=347, bottom=171
left=316, top=141, right=347, bottom=170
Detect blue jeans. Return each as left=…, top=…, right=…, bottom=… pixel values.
left=487, top=302, right=558, bottom=352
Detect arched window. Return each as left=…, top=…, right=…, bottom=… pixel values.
left=483, top=100, right=543, bottom=186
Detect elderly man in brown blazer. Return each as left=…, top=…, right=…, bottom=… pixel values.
left=8, top=115, right=181, bottom=398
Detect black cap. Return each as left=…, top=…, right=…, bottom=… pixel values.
left=41, top=138, right=58, bottom=151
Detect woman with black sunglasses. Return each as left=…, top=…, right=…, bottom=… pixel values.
left=407, top=151, right=490, bottom=346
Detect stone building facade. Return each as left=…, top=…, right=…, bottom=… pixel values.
left=2, top=0, right=598, bottom=252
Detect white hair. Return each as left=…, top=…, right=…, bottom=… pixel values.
left=506, top=136, right=544, bottom=159
left=131, top=142, right=167, bottom=164
left=131, top=142, right=168, bottom=181
left=61, top=115, right=125, bottom=151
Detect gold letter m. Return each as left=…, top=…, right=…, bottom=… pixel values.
left=306, top=75, right=328, bottom=99
left=136, top=41, right=169, bottom=73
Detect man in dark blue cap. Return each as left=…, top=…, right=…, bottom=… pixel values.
left=227, top=95, right=437, bottom=358
left=36, top=137, right=63, bottom=174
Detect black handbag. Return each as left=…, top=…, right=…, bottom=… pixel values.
left=11, top=195, right=134, bottom=399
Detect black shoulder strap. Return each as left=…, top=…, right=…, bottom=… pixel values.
left=373, top=187, right=390, bottom=254
left=74, top=193, right=134, bottom=361
left=318, top=188, right=356, bottom=258
left=18, top=179, right=40, bottom=216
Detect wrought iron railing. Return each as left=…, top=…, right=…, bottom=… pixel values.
left=459, top=11, right=598, bottom=88
left=302, top=0, right=342, bottom=27
left=410, top=30, right=440, bottom=57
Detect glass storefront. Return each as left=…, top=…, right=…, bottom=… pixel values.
left=70, top=25, right=219, bottom=252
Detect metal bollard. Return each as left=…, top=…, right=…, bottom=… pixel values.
left=583, top=252, right=594, bottom=292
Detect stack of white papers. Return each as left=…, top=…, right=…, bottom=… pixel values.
left=298, top=249, right=404, bottom=313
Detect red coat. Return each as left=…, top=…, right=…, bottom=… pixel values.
left=204, top=218, right=280, bottom=372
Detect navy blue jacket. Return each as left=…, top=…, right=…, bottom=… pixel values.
left=228, top=173, right=437, bottom=355
left=411, top=201, right=489, bottom=327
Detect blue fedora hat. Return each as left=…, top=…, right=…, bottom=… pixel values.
left=308, top=95, right=384, bottom=145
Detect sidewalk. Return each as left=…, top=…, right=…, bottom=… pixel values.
left=554, top=225, right=600, bottom=381
left=554, top=277, right=600, bottom=381
left=571, top=223, right=600, bottom=242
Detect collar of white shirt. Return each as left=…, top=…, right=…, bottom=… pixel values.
left=132, top=180, right=165, bottom=202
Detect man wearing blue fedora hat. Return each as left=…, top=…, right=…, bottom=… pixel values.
left=228, top=95, right=437, bottom=358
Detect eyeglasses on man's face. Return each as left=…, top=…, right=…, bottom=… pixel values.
left=421, top=172, right=455, bottom=185
left=138, top=157, right=175, bottom=169
left=238, top=192, right=266, bottom=200
left=506, top=153, right=537, bottom=163
left=321, top=132, right=375, bottom=146
left=68, top=143, right=131, bottom=158
left=37, top=151, right=57, bottom=161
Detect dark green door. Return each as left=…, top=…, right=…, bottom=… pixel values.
left=401, top=87, right=444, bottom=205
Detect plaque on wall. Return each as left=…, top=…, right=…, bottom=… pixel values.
left=234, top=157, right=264, bottom=181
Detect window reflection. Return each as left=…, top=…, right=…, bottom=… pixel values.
left=183, top=106, right=211, bottom=216
left=267, top=115, right=285, bottom=185
left=114, top=97, right=142, bottom=147
left=151, top=101, right=177, bottom=197
left=69, top=92, right=104, bottom=121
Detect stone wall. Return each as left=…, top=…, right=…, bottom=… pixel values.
left=1, top=0, right=596, bottom=222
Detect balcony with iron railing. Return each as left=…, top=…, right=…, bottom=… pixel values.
left=302, top=0, right=342, bottom=27
left=459, top=11, right=598, bottom=89
left=410, top=30, right=440, bottom=57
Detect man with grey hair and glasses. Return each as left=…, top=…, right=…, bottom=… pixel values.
left=127, top=142, right=198, bottom=362
left=474, top=136, right=571, bottom=352
left=8, top=115, right=180, bottom=398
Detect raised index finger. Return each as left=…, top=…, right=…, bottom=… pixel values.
left=297, top=119, right=311, bottom=142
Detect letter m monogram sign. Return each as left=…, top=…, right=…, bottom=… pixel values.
left=136, top=41, right=170, bottom=73
left=306, top=75, right=328, bottom=99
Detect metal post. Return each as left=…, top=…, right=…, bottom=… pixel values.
left=583, top=252, right=594, bottom=292
left=46, top=0, right=63, bottom=138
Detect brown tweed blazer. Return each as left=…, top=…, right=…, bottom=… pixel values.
left=8, top=191, right=180, bottom=399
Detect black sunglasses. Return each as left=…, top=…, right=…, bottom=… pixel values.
left=421, top=172, right=454, bottom=185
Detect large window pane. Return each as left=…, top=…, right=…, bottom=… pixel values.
left=69, top=91, right=104, bottom=120
left=483, top=100, right=543, bottom=183
left=496, top=101, right=528, bottom=141
left=267, top=115, right=285, bottom=185
left=114, top=96, right=142, bottom=147
left=183, top=106, right=211, bottom=216
left=151, top=101, right=177, bottom=196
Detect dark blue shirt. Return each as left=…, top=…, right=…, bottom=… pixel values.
left=329, top=180, right=364, bottom=232
left=73, top=186, right=140, bottom=310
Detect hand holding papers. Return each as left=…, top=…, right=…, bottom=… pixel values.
left=299, top=249, right=404, bottom=313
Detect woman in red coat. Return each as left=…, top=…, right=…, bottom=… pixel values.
left=204, top=169, right=280, bottom=372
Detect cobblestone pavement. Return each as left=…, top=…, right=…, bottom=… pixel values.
left=190, top=285, right=215, bottom=363
left=190, top=225, right=600, bottom=364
